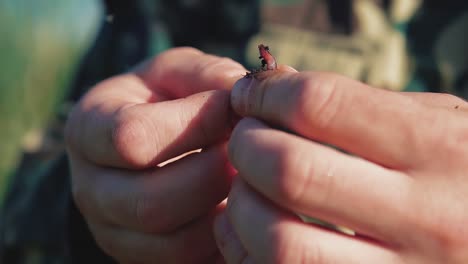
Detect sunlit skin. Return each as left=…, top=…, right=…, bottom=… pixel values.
left=65, top=48, right=246, bottom=263
left=215, top=68, right=468, bottom=263
left=65, top=45, right=468, bottom=264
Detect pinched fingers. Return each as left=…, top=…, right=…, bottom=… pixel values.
left=139, top=47, right=246, bottom=98
left=230, top=71, right=468, bottom=169
left=66, top=47, right=246, bottom=169
left=67, top=89, right=234, bottom=169
left=65, top=48, right=246, bottom=263
left=228, top=118, right=413, bottom=244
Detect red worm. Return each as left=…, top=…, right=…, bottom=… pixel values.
left=244, top=44, right=277, bottom=78
left=258, top=44, right=277, bottom=70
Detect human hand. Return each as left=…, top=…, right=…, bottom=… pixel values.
left=214, top=70, right=468, bottom=263
left=65, top=47, right=245, bottom=263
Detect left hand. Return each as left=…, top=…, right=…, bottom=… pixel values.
left=214, top=70, right=468, bottom=263
left=65, top=48, right=244, bottom=263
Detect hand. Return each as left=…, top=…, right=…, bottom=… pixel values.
left=65, top=47, right=245, bottom=263
left=214, top=70, right=468, bottom=263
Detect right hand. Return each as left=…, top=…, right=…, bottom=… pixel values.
left=65, top=47, right=245, bottom=263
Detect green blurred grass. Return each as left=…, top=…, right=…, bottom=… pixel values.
left=0, top=1, right=102, bottom=207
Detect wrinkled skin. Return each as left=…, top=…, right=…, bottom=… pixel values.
left=215, top=69, right=468, bottom=264
left=66, top=47, right=468, bottom=263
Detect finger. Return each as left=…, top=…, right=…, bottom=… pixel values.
left=74, top=48, right=246, bottom=107
left=138, top=47, right=246, bottom=98
left=402, top=92, right=468, bottom=109
left=230, top=71, right=448, bottom=168
left=224, top=178, right=400, bottom=264
left=69, top=89, right=234, bottom=168
left=89, top=212, right=219, bottom=264
left=67, top=48, right=246, bottom=169
left=228, top=118, right=413, bottom=243
left=71, top=144, right=235, bottom=233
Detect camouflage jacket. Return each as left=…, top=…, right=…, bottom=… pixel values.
left=1, top=1, right=467, bottom=263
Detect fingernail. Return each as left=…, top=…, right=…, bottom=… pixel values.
left=231, top=77, right=254, bottom=116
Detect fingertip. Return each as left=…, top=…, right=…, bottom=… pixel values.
left=230, top=69, right=299, bottom=119
left=143, top=49, right=248, bottom=98
left=228, top=117, right=268, bottom=169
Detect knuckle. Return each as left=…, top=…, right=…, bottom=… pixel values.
left=449, top=122, right=468, bottom=152
left=275, top=148, right=333, bottom=207
left=112, top=108, right=156, bottom=167
left=428, top=211, right=468, bottom=259
left=406, top=190, right=468, bottom=260
left=423, top=110, right=468, bottom=161
left=295, top=74, right=342, bottom=131
left=272, top=148, right=303, bottom=203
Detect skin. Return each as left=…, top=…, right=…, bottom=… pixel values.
left=66, top=46, right=468, bottom=263
left=214, top=69, right=468, bottom=263
left=65, top=47, right=246, bottom=263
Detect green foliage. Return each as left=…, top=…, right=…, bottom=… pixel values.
left=0, top=1, right=102, bottom=206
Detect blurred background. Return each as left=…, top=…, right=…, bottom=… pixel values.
left=0, top=0, right=467, bottom=263
left=0, top=1, right=102, bottom=207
